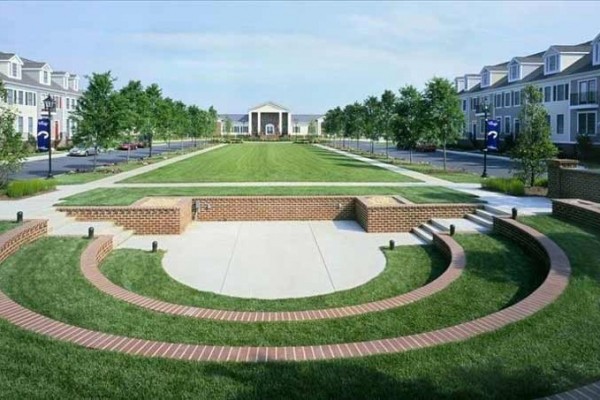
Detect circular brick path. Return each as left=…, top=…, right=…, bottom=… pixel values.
left=0, top=219, right=571, bottom=362
left=82, top=234, right=465, bottom=322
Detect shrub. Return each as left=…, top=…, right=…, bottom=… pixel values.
left=482, top=177, right=525, bottom=196
left=6, top=179, right=56, bottom=198
left=534, top=177, right=548, bottom=188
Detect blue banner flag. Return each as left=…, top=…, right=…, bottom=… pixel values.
left=37, top=118, right=50, bottom=151
left=485, top=119, right=500, bottom=151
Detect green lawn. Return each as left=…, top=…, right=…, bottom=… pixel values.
left=102, top=245, right=445, bottom=312
left=398, top=163, right=483, bottom=183
left=0, top=221, right=17, bottom=235
left=121, top=144, right=416, bottom=183
left=57, top=186, right=480, bottom=206
left=0, top=235, right=536, bottom=347
left=0, top=217, right=599, bottom=398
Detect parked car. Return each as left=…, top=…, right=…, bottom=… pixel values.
left=118, top=143, right=138, bottom=150
left=136, top=141, right=147, bottom=148
left=68, top=146, right=100, bottom=157
left=416, top=143, right=437, bottom=152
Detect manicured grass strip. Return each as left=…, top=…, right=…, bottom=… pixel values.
left=57, top=186, right=480, bottom=206
left=102, top=245, right=445, bottom=312
left=0, top=215, right=597, bottom=399
left=122, top=144, right=416, bottom=183
left=0, top=221, right=18, bottom=235
left=0, top=234, right=539, bottom=346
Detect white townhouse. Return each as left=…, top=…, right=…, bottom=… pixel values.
left=217, top=101, right=324, bottom=137
left=0, top=51, right=82, bottom=143
left=455, top=32, right=600, bottom=154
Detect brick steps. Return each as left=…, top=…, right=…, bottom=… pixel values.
left=0, top=217, right=572, bottom=364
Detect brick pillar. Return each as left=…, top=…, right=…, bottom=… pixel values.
left=547, top=159, right=578, bottom=199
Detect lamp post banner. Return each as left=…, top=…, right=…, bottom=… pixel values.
left=37, top=118, right=50, bottom=151
left=486, top=119, right=500, bottom=151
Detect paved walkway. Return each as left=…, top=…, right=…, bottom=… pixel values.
left=120, top=220, right=425, bottom=299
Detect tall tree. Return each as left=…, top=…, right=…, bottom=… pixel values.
left=0, top=80, right=27, bottom=186
left=188, top=105, right=202, bottom=146
left=344, top=102, right=365, bottom=150
left=144, top=83, right=162, bottom=157
left=308, top=120, right=317, bottom=136
left=224, top=117, right=233, bottom=136
left=157, top=97, right=175, bottom=148
left=71, top=71, right=124, bottom=170
left=322, top=106, right=344, bottom=147
left=511, top=84, right=558, bottom=186
left=363, top=95, right=382, bottom=154
left=423, top=77, right=464, bottom=171
left=172, top=100, right=189, bottom=150
left=118, top=80, right=148, bottom=162
left=395, top=85, right=426, bottom=163
left=380, top=90, right=397, bottom=158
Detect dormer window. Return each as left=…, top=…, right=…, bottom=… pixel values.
left=43, top=71, right=49, bottom=84
left=11, top=62, right=18, bottom=77
left=509, top=63, right=520, bottom=81
left=481, top=71, right=490, bottom=87
left=594, top=41, right=600, bottom=66
left=64, top=77, right=68, bottom=88
left=545, top=54, right=559, bottom=74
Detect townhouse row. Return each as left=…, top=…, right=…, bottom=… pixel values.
left=0, top=51, right=82, bottom=143
left=455, top=32, right=600, bottom=152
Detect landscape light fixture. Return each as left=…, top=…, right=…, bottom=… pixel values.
left=43, top=95, right=57, bottom=179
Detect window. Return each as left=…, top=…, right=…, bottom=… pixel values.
left=555, top=84, right=568, bottom=101
left=28, top=117, right=33, bottom=134
left=578, top=112, right=597, bottom=135
left=11, top=62, right=18, bottom=77
left=462, top=100, right=466, bottom=111
left=64, top=77, right=68, bottom=88
left=25, top=92, right=34, bottom=106
left=17, top=91, right=24, bottom=105
left=33, top=93, right=36, bottom=107
left=514, top=119, right=520, bottom=136
left=17, top=116, right=23, bottom=133
left=594, top=42, right=600, bottom=65
left=495, top=93, right=502, bottom=108
left=513, top=90, right=521, bottom=106
left=43, top=71, right=49, bottom=84
left=481, top=71, right=490, bottom=87
left=509, top=63, right=519, bottom=81
left=556, top=114, right=564, bottom=134
left=545, top=54, right=559, bottom=73
left=480, top=119, right=486, bottom=135
left=6, top=89, right=14, bottom=104
left=544, top=86, right=552, bottom=102
left=293, top=126, right=301, bottom=134
left=578, top=79, right=597, bottom=105
left=504, top=116, right=511, bottom=135
left=504, top=92, right=511, bottom=108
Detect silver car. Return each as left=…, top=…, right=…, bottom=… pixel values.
left=68, top=146, right=100, bottom=157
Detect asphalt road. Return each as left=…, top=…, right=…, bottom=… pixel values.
left=330, top=140, right=516, bottom=178
left=13, top=140, right=201, bottom=180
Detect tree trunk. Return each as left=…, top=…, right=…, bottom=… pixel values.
left=371, top=139, right=374, bottom=154
left=409, top=149, right=413, bottom=164
left=356, top=135, right=359, bottom=150
left=93, top=151, right=97, bottom=171
left=443, top=140, right=447, bottom=171
left=126, top=131, right=131, bottom=163
left=386, top=139, right=389, bottom=158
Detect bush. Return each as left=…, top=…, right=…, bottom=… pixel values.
left=482, top=177, right=525, bottom=196
left=534, top=177, right=548, bottom=188
left=6, top=179, right=57, bottom=198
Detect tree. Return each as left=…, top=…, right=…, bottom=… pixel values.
left=423, top=77, right=464, bottom=171
left=118, top=80, right=148, bottom=162
left=172, top=100, right=189, bottom=150
left=144, top=83, right=162, bottom=157
left=395, top=85, right=426, bottom=163
left=511, top=84, right=558, bottom=186
left=188, top=105, right=202, bottom=146
left=343, top=102, right=365, bottom=150
left=71, top=72, right=124, bottom=170
left=224, top=118, right=233, bottom=136
left=380, top=90, right=397, bottom=158
left=322, top=106, right=344, bottom=147
left=0, top=81, right=27, bottom=186
left=157, top=97, right=175, bottom=148
left=308, top=120, right=317, bottom=137
left=363, top=95, right=382, bottom=154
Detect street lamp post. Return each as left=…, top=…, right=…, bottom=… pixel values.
left=43, top=95, right=56, bottom=179
left=481, top=97, right=489, bottom=178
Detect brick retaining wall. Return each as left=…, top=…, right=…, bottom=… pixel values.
left=192, top=196, right=356, bottom=221
left=356, top=198, right=481, bottom=232
left=0, top=220, right=48, bottom=263
left=547, top=159, right=600, bottom=202
left=493, top=217, right=549, bottom=267
left=57, top=198, right=192, bottom=235
left=552, top=199, right=600, bottom=232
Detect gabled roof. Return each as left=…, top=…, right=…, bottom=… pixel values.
left=480, top=62, right=509, bottom=74
left=0, top=51, right=16, bottom=61
left=218, top=114, right=248, bottom=122
left=547, top=41, right=592, bottom=54
left=21, top=57, right=49, bottom=69
left=248, top=101, right=289, bottom=112
left=512, top=51, right=544, bottom=64
left=0, top=69, right=81, bottom=94
left=53, top=71, right=69, bottom=75
left=291, top=114, right=323, bottom=123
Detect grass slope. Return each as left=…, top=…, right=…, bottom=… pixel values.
left=102, top=245, right=445, bottom=312
left=57, top=186, right=479, bottom=206
left=122, top=144, right=416, bottom=183
left=0, top=217, right=598, bottom=398
left=0, top=235, right=536, bottom=346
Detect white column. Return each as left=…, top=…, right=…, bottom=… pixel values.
left=257, top=113, right=261, bottom=134
left=248, top=112, right=252, bottom=135
left=279, top=112, right=282, bottom=135
left=288, top=113, right=292, bottom=135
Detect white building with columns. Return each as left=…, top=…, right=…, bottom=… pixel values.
left=217, top=101, right=324, bottom=136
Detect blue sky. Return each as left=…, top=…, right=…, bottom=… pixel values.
left=1, top=1, right=599, bottom=113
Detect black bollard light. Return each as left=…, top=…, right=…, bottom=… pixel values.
left=152, top=241, right=158, bottom=253
left=88, top=227, right=94, bottom=239
left=449, top=224, right=456, bottom=236
left=16, top=211, right=23, bottom=223
left=512, top=208, right=518, bottom=220
left=389, top=240, right=395, bottom=250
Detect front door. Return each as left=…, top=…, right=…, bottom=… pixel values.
left=265, top=124, right=275, bottom=135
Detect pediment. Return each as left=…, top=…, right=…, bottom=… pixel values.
left=249, top=101, right=289, bottom=113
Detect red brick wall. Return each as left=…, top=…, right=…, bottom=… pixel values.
left=355, top=198, right=481, bottom=232
left=492, top=217, right=548, bottom=266
left=0, top=220, right=48, bottom=263
left=552, top=199, right=600, bottom=232
left=57, top=198, right=192, bottom=235
left=547, top=159, right=600, bottom=202
left=192, top=196, right=356, bottom=221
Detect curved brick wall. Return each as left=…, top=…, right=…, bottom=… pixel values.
left=0, top=220, right=48, bottom=264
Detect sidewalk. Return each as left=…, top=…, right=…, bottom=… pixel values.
left=25, top=152, right=69, bottom=162
left=437, top=149, right=512, bottom=162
